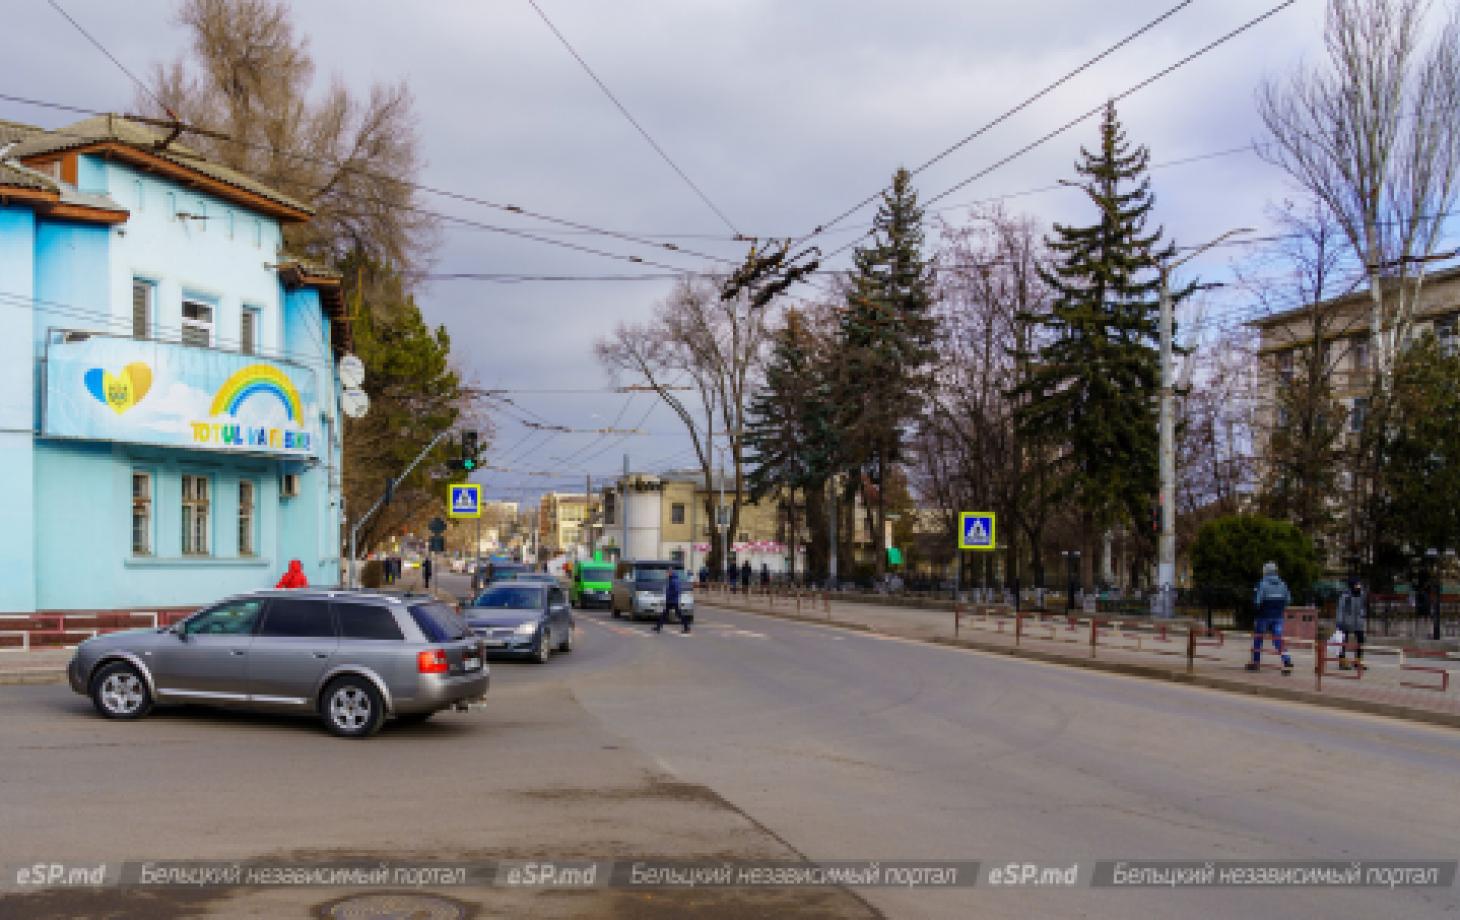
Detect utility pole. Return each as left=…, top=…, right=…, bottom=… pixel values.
left=622, top=454, right=630, bottom=562
left=717, top=442, right=729, bottom=581
left=1157, top=228, right=1251, bottom=615
left=827, top=475, right=838, bottom=589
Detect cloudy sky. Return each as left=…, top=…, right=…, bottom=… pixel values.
left=4, top=0, right=1345, bottom=503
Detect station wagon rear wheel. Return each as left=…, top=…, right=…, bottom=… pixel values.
left=90, top=661, right=152, bottom=720
left=322, top=677, right=384, bottom=738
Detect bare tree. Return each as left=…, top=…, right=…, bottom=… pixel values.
left=141, top=0, right=435, bottom=271
left=1237, top=199, right=1362, bottom=559
left=1175, top=326, right=1259, bottom=528
left=1258, top=0, right=1460, bottom=386
left=915, top=206, right=1055, bottom=587
left=595, top=276, right=769, bottom=573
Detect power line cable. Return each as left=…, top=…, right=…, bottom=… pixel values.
left=46, top=0, right=176, bottom=120
left=0, top=90, right=742, bottom=269
left=525, top=0, right=742, bottom=237
left=818, top=0, right=1299, bottom=267
left=798, top=0, right=1196, bottom=245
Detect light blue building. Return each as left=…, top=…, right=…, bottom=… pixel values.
left=0, top=115, right=346, bottom=621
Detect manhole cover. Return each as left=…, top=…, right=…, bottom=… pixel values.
left=320, top=891, right=470, bottom=920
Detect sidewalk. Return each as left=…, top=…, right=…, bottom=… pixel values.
left=700, top=586, right=1460, bottom=730
left=0, top=648, right=72, bottom=686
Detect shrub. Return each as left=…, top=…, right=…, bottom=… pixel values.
left=1192, top=514, right=1319, bottom=626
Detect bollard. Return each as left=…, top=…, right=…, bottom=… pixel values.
left=1315, top=633, right=1325, bottom=692
left=954, top=602, right=961, bottom=638
left=1185, top=627, right=1195, bottom=674
left=1089, top=618, right=1098, bottom=658
left=1015, top=610, right=1023, bottom=647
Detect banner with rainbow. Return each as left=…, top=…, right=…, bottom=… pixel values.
left=43, top=334, right=322, bottom=458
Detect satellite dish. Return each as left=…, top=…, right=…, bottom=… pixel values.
left=338, top=353, right=365, bottom=389
left=341, top=386, right=370, bottom=419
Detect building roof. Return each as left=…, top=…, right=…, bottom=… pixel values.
left=0, top=118, right=43, bottom=148
left=0, top=159, right=55, bottom=192
left=276, top=253, right=349, bottom=351
left=0, top=157, right=129, bottom=224
left=1248, top=263, right=1460, bottom=330
left=9, top=114, right=313, bottom=222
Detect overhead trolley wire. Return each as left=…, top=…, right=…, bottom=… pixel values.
left=525, top=0, right=742, bottom=238
left=796, top=0, right=1197, bottom=247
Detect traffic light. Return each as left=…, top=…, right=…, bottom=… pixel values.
left=384, top=477, right=396, bottom=505
left=1151, top=499, right=1161, bottom=533
left=461, top=430, right=478, bottom=472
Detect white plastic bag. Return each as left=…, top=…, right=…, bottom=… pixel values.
left=1327, top=628, right=1346, bottom=657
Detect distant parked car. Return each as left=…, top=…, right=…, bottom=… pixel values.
left=67, top=591, right=488, bottom=738
left=464, top=583, right=574, bottom=663
left=611, top=560, right=694, bottom=621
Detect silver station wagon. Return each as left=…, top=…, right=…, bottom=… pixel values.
left=67, top=590, right=489, bottom=738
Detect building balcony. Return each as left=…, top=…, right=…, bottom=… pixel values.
left=41, top=328, right=324, bottom=460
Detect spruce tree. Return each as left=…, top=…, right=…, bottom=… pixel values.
left=745, top=310, right=836, bottom=580
left=1013, top=102, right=1184, bottom=588
left=839, top=167, right=936, bottom=576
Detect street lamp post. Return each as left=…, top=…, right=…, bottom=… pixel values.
left=1157, top=228, right=1253, bottom=617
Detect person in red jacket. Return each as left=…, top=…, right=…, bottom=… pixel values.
left=276, top=559, right=309, bottom=589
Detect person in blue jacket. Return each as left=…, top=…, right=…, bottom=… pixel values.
left=1249, top=561, right=1294, bottom=675
left=654, top=569, right=690, bottom=634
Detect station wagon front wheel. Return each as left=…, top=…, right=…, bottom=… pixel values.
left=321, top=677, right=384, bottom=738
left=90, top=661, right=152, bottom=720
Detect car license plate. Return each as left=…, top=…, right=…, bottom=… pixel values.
left=481, top=639, right=505, bottom=648
left=464, top=656, right=481, bottom=669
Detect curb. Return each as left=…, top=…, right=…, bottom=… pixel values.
left=0, top=670, right=65, bottom=687
left=703, top=598, right=1460, bottom=732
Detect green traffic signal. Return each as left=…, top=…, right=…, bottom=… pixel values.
left=461, top=429, right=479, bottom=472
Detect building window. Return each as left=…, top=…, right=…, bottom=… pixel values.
left=195, top=199, right=207, bottom=233
left=1276, top=350, right=1294, bottom=383
left=181, top=300, right=214, bottom=348
left=1350, top=336, right=1370, bottom=371
left=238, top=480, right=256, bottom=556
left=133, top=179, right=144, bottom=211
left=131, top=471, right=152, bottom=556
left=131, top=280, right=152, bottom=340
left=241, top=307, right=260, bottom=355
left=182, top=474, right=210, bottom=556
left=1350, top=397, right=1369, bottom=433
left=671, top=503, right=686, bottom=525
left=253, top=219, right=262, bottom=249
left=226, top=211, right=235, bottom=240
left=1437, top=314, right=1459, bottom=354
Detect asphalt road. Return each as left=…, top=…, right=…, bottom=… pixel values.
left=2, top=601, right=1458, bottom=919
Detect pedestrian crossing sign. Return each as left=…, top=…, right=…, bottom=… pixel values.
left=449, top=484, right=481, bottom=518
left=959, top=512, right=996, bottom=551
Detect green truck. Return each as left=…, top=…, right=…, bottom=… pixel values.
left=571, top=561, right=617, bottom=609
